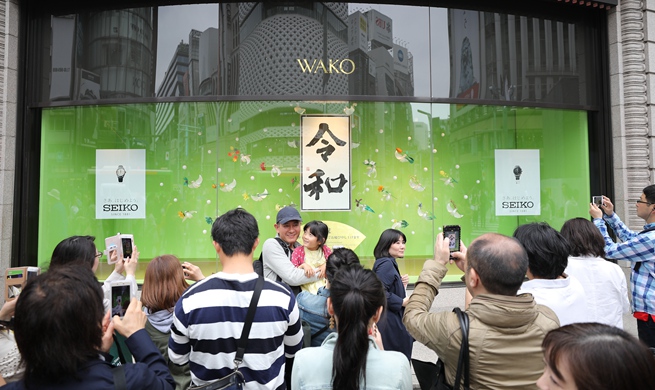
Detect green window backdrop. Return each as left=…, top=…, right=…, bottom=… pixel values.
left=39, top=101, right=589, bottom=282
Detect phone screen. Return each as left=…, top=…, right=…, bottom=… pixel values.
left=592, top=196, right=603, bottom=206
left=27, top=270, right=39, bottom=279
left=443, top=226, right=461, bottom=252
left=121, top=237, right=133, bottom=258
left=111, top=284, right=131, bottom=318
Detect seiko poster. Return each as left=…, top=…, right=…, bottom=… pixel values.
left=96, top=149, right=146, bottom=219
left=301, top=115, right=351, bottom=211
left=495, top=149, right=541, bottom=216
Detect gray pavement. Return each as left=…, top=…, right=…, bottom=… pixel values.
left=407, top=260, right=638, bottom=389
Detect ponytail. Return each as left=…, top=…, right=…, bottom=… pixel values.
left=330, top=266, right=386, bottom=390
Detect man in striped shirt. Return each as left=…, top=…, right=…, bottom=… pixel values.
left=590, top=187, right=655, bottom=348
left=168, top=208, right=303, bottom=389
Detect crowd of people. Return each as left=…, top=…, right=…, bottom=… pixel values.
left=1, top=186, right=655, bottom=389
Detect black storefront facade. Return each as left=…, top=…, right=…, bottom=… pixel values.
left=9, top=0, right=617, bottom=281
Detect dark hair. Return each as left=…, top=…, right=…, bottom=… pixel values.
left=560, top=218, right=605, bottom=258
left=14, top=265, right=104, bottom=384
left=303, top=220, right=329, bottom=248
left=513, top=223, right=570, bottom=279
left=325, top=248, right=361, bottom=283
left=467, top=233, right=528, bottom=295
left=211, top=208, right=259, bottom=256
left=141, top=255, right=189, bottom=313
left=644, top=184, right=655, bottom=204
left=542, top=323, right=655, bottom=390
left=373, top=229, right=406, bottom=259
left=330, top=266, right=386, bottom=390
left=49, top=235, right=97, bottom=269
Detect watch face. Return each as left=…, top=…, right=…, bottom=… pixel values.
left=116, top=165, right=126, bottom=182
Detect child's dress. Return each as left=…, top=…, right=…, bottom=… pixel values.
left=291, top=245, right=332, bottom=294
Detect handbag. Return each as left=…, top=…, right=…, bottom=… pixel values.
left=412, top=307, right=470, bottom=390
left=188, top=276, right=265, bottom=390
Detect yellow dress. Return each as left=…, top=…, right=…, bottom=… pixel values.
left=299, top=247, right=327, bottom=294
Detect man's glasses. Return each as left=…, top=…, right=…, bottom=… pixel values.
left=636, top=200, right=653, bottom=205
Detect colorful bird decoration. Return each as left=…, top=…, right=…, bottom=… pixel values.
left=260, top=162, right=266, bottom=171
left=343, top=103, right=356, bottom=115
left=409, top=175, right=425, bottom=191
left=355, top=198, right=375, bottom=213
left=294, top=105, right=306, bottom=115
left=251, top=190, right=269, bottom=201
left=363, top=159, right=377, bottom=178
left=219, top=179, right=236, bottom=192
left=439, top=170, right=458, bottom=187
left=178, top=210, right=197, bottom=221
left=417, top=203, right=436, bottom=220
left=395, top=148, right=415, bottom=164
left=447, top=200, right=464, bottom=218
left=188, top=175, right=202, bottom=189
left=391, top=219, right=409, bottom=230
left=228, top=147, right=240, bottom=162
left=212, top=183, right=217, bottom=189
left=241, top=154, right=251, bottom=165
left=205, top=217, right=213, bottom=225
left=271, top=165, right=281, bottom=177
left=378, top=185, right=394, bottom=201
left=287, top=140, right=299, bottom=148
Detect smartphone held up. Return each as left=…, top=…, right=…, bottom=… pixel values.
left=104, top=233, right=134, bottom=263
left=443, top=225, right=461, bottom=254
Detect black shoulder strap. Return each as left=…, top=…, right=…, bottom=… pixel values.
left=634, top=226, right=655, bottom=272
left=112, top=364, right=126, bottom=390
left=235, top=276, right=265, bottom=365
left=274, top=236, right=292, bottom=257
left=452, top=307, right=470, bottom=390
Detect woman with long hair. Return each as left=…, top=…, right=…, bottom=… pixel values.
left=372, top=229, right=413, bottom=360
left=537, top=323, right=655, bottom=390
left=297, top=247, right=360, bottom=347
left=0, top=299, right=23, bottom=384
left=291, top=266, right=411, bottom=390
left=141, top=255, right=194, bottom=390
left=560, top=217, right=630, bottom=328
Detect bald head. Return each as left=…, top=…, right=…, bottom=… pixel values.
left=467, top=233, right=528, bottom=296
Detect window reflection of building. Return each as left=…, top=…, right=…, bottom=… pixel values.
left=448, top=9, right=583, bottom=104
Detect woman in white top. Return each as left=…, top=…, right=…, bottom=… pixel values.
left=291, top=265, right=411, bottom=390
left=560, top=217, right=630, bottom=328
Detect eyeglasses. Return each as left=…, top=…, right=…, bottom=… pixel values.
left=95, top=251, right=103, bottom=259
left=636, top=200, right=653, bottom=205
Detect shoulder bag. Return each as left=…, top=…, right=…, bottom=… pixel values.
left=189, top=276, right=265, bottom=390
left=412, top=307, right=470, bottom=390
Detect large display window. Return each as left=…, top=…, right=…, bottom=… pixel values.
left=38, top=101, right=590, bottom=282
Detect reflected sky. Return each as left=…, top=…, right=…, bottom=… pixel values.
left=155, top=4, right=218, bottom=89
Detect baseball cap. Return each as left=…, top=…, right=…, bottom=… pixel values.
left=276, top=206, right=302, bottom=224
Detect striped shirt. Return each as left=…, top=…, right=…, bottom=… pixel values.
left=168, top=272, right=303, bottom=390
left=594, top=214, right=655, bottom=314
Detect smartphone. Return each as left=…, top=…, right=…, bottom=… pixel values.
left=443, top=225, right=461, bottom=252
left=105, top=234, right=122, bottom=264
left=110, top=281, right=133, bottom=318
left=121, top=234, right=134, bottom=259
left=592, top=196, right=604, bottom=207
left=5, top=267, right=40, bottom=301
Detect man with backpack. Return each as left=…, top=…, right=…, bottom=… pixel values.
left=261, top=206, right=318, bottom=294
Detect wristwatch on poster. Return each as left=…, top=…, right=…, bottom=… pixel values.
left=116, top=165, right=126, bottom=183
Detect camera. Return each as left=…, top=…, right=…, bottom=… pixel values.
left=443, top=225, right=461, bottom=252
left=592, top=196, right=604, bottom=207
left=4, top=267, right=40, bottom=301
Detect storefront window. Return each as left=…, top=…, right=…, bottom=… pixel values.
left=38, top=101, right=590, bottom=282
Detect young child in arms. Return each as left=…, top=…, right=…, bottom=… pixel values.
left=291, top=220, right=332, bottom=294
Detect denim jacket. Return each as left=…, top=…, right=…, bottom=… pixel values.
left=297, top=287, right=334, bottom=347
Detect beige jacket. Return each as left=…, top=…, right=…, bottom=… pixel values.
left=403, top=260, right=560, bottom=390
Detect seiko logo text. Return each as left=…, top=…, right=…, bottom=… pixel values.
left=102, top=204, right=139, bottom=212
left=502, top=201, right=534, bottom=209
left=296, top=59, right=355, bottom=74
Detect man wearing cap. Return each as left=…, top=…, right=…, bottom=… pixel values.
left=263, top=206, right=317, bottom=292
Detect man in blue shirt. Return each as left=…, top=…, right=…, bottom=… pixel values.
left=590, top=186, right=655, bottom=347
